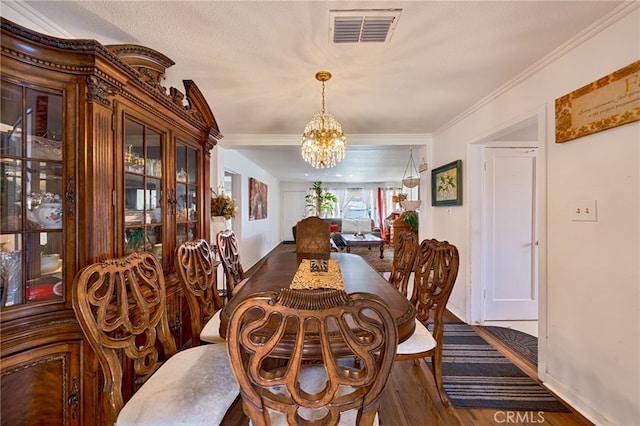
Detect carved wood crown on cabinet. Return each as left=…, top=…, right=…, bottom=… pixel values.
left=0, top=18, right=221, bottom=426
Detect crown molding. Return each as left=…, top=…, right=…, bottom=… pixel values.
left=219, top=133, right=432, bottom=148
left=435, top=1, right=640, bottom=135
left=1, top=0, right=74, bottom=38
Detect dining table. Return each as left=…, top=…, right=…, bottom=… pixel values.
left=219, top=251, right=416, bottom=357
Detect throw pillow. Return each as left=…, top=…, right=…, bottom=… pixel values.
left=356, top=218, right=373, bottom=233
left=329, top=224, right=339, bottom=233
left=341, top=218, right=358, bottom=233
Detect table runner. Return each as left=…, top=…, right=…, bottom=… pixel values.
left=290, top=259, right=345, bottom=290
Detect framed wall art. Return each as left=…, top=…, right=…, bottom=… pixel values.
left=249, top=177, right=268, bottom=220
left=555, top=60, right=640, bottom=143
left=431, top=160, right=462, bottom=206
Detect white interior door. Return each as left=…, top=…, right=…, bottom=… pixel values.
left=483, top=147, right=538, bottom=320
left=282, top=191, right=307, bottom=242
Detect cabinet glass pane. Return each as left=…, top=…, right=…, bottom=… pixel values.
left=1, top=158, right=22, bottom=232
left=0, top=237, right=22, bottom=306
left=26, top=231, right=63, bottom=303
left=0, top=82, right=64, bottom=308
left=176, top=145, right=186, bottom=182
left=1, top=82, right=22, bottom=157
left=175, top=142, right=199, bottom=246
left=123, top=118, right=164, bottom=264
left=176, top=183, right=187, bottom=222
left=146, top=131, right=162, bottom=178
left=26, top=161, right=64, bottom=230
left=187, top=148, right=197, bottom=184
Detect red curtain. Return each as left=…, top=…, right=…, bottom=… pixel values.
left=377, top=188, right=385, bottom=240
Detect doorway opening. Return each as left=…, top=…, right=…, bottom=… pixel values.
left=468, top=109, right=546, bottom=339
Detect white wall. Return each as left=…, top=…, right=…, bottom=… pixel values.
left=430, top=5, right=639, bottom=425
left=212, top=147, right=281, bottom=270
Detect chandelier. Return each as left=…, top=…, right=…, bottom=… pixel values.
left=402, top=147, right=420, bottom=188
left=301, top=71, right=347, bottom=168
left=401, top=147, right=422, bottom=211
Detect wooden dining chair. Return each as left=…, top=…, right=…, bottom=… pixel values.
left=216, top=229, right=248, bottom=301
left=395, top=238, right=459, bottom=406
left=295, top=216, right=331, bottom=264
left=226, top=288, right=398, bottom=425
left=175, top=238, right=225, bottom=344
left=387, top=231, right=419, bottom=296
left=72, top=252, right=239, bottom=425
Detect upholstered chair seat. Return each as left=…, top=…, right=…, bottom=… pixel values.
left=117, top=344, right=238, bottom=425
left=72, top=252, right=239, bottom=425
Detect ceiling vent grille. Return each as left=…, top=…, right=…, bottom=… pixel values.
left=330, top=9, right=402, bottom=44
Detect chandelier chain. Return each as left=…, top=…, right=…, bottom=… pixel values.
left=321, top=80, right=326, bottom=117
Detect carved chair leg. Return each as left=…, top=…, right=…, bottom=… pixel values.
left=357, top=402, right=380, bottom=426
left=430, top=351, right=450, bottom=407
left=242, top=399, right=268, bottom=426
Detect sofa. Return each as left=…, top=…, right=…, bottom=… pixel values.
left=323, top=218, right=382, bottom=249
left=291, top=217, right=381, bottom=249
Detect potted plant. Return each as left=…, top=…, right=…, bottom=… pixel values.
left=305, top=181, right=337, bottom=217
left=211, top=190, right=238, bottom=220
left=211, top=190, right=238, bottom=241
left=402, top=211, right=419, bottom=234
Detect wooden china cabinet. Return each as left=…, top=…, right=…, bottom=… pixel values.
left=0, top=19, right=220, bottom=425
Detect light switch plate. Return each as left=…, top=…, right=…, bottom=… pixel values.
left=571, top=200, right=597, bottom=222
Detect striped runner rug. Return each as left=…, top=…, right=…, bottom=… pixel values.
left=441, top=323, right=570, bottom=411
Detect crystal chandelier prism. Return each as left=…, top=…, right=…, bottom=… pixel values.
left=301, top=71, right=346, bottom=168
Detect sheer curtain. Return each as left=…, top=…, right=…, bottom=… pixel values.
left=332, top=188, right=348, bottom=218
left=320, top=186, right=402, bottom=227
left=376, top=186, right=403, bottom=239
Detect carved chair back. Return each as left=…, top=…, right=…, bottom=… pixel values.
left=226, top=288, right=398, bottom=426
left=388, top=231, right=419, bottom=297
left=71, top=252, right=177, bottom=425
left=410, top=239, right=459, bottom=349
left=216, top=229, right=245, bottom=300
left=175, top=239, right=223, bottom=345
left=295, top=216, right=331, bottom=264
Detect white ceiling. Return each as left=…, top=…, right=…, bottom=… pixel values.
left=11, top=1, right=622, bottom=183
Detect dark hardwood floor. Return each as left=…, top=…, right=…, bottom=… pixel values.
left=222, top=244, right=593, bottom=426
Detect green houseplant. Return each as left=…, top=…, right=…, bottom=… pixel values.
left=305, top=181, right=337, bottom=217
left=402, top=211, right=419, bottom=234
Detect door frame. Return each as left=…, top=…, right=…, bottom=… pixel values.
left=280, top=190, right=307, bottom=242
left=466, top=105, right=548, bottom=379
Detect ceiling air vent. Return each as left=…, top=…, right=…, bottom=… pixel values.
left=330, top=9, right=402, bottom=44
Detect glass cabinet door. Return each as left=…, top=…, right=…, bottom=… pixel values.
left=1, top=81, right=64, bottom=308
left=124, top=118, right=164, bottom=264
left=175, top=142, right=199, bottom=245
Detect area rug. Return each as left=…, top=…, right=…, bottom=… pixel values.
left=346, top=245, right=394, bottom=273
left=441, top=323, right=569, bottom=411
left=482, top=326, right=538, bottom=367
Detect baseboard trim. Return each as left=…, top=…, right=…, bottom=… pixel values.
left=543, top=375, right=610, bottom=425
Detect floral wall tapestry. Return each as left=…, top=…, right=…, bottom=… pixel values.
left=249, top=177, right=267, bottom=220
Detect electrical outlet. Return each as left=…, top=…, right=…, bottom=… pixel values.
left=571, top=200, right=597, bottom=222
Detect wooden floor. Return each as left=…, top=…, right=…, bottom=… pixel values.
left=222, top=244, right=593, bottom=426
